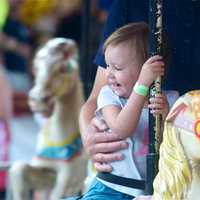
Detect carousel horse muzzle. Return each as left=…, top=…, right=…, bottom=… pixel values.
left=29, top=89, right=54, bottom=116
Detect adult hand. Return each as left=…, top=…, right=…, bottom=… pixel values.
left=83, top=116, right=128, bottom=172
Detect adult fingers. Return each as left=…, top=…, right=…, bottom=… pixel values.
left=90, top=131, right=125, bottom=144
left=88, top=140, right=128, bottom=155
left=94, top=162, right=113, bottom=172
left=91, top=117, right=108, bottom=132
left=92, top=152, right=124, bottom=163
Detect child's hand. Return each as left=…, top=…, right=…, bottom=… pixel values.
left=138, top=55, right=164, bottom=87
left=148, top=93, right=169, bottom=120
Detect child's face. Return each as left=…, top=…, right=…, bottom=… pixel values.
left=105, top=42, right=141, bottom=98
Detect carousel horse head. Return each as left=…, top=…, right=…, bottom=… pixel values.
left=29, top=38, right=79, bottom=117
left=152, top=90, right=200, bottom=200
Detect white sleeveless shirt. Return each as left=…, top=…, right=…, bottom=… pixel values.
left=96, top=85, right=179, bottom=197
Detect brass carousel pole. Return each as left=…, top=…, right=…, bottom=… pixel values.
left=146, top=0, right=163, bottom=194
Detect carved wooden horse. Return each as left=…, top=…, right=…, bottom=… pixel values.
left=152, top=90, right=200, bottom=200
left=9, top=38, right=87, bottom=200
left=136, top=90, right=200, bottom=200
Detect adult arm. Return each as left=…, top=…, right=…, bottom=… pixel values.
left=80, top=0, right=130, bottom=171
left=94, top=0, right=148, bottom=68
left=0, top=65, right=13, bottom=121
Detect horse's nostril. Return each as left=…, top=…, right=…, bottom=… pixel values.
left=41, top=94, right=52, bottom=103
left=29, top=94, right=52, bottom=104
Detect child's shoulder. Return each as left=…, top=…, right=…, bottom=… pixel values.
left=97, top=85, right=122, bottom=111
left=99, top=85, right=117, bottom=97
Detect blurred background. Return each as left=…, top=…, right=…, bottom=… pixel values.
left=0, top=0, right=114, bottom=199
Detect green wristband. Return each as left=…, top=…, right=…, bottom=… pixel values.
left=133, top=82, right=149, bottom=97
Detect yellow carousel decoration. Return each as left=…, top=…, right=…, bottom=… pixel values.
left=152, top=90, right=200, bottom=200
left=136, top=91, right=200, bottom=200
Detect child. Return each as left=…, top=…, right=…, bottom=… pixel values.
left=65, top=22, right=178, bottom=200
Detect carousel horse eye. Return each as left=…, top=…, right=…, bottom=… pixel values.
left=41, top=94, right=52, bottom=103
left=194, top=119, right=200, bottom=139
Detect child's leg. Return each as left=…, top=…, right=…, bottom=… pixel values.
left=63, top=178, right=134, bottom=200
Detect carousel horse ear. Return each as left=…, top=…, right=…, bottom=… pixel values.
left=63, top=44, right=77, bottom=60
left=166, top=103, right=187, bottom=122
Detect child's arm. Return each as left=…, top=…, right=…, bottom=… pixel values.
left=101, top=55, right=165, bottom=139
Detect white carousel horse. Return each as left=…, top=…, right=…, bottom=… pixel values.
left=9, top=38, right=87, bottom=200
left=136, top=90, right=200, bottom=200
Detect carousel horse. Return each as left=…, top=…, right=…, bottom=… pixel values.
left=9, top=38, right=87, bottom=200
left=136, top=90, right=200, bottom=200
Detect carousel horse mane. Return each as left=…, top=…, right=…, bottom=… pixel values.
left=152, top=90, right=200, bottom=200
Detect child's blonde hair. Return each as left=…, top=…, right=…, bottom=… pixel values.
left=103, top=22, right=149, bottom=67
